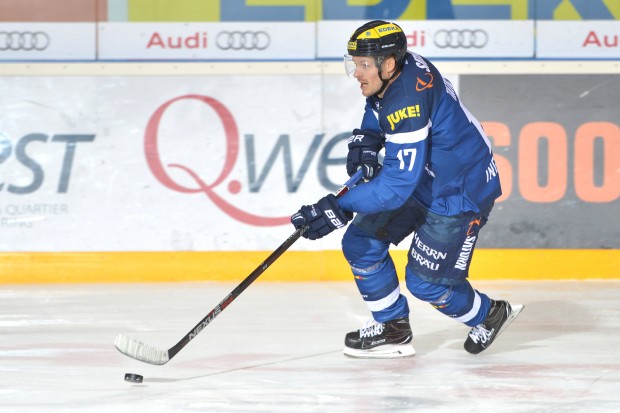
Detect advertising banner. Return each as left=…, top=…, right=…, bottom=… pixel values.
left=0, top=71, right=618, bottom=252
left=537, top=21, right=620, bottom=58
left=0, top=23, right=96, bottom=61
left=318, top=20, right=535, bottom=59
left=0, top=74, right=353, bottom=252
left=459, top=74, right=620, bottom=249
left=98, top=22, right=316, bottom=60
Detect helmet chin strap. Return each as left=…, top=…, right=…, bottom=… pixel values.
left=374, top=75, right=391, bottom=97
left=374, top=59, right=403, bottom=98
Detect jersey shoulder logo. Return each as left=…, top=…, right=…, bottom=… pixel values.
left=416, top=72, right=434, bottom=91
left=386, top=104, right=421, bottom=131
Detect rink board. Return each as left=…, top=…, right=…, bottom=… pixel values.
left=1, top=249, right=618, bottom=283
left=0, top=61, right=618, bottom=283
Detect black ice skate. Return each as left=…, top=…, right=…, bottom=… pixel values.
left=343, top=317, right=416, bottom=359
left=464, top=300, right=524, bottom=354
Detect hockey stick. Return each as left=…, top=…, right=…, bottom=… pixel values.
left=114, top=169, right=363, bottom=365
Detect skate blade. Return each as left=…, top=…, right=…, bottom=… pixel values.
left=497, top=304, right=524, bottom=337
left=343, top=343, right=416, bottom=359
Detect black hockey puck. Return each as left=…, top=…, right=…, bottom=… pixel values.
left=124, top=373, right=143, bottom=383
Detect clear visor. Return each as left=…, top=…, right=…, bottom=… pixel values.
left=344, top=54, right=356, bottom=78
left=344, top=54, right=376, bottom=78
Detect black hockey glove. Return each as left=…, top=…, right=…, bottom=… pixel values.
left=347, top=129, right=384, bottom=180
left=291, top=194, right=353, bottom=240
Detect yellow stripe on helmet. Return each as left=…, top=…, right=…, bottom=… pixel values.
left=354, top=23, right=403, bottom=40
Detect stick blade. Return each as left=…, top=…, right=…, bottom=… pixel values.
left=114, top=334, right=170, bottom=366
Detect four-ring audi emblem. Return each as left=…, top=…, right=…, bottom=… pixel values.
left=216, top=31, right=270, bottom=51
left=433, top=29, right=488, bottom=49
left=0, top=31, right=50, bottom=51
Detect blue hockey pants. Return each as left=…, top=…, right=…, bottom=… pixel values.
left=342, top=198, right=494, bottom=327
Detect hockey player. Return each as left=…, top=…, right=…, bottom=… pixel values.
left=291, top=20, right=523, bottom=358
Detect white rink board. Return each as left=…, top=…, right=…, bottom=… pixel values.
left=0, top=74, right=360, bottom=252
left=98, top=22, right=316, bottom=60
left=318, top=20, right=534, bottom=59
left=0, top=23, right=96, bottom=60
left=537, top=21, right=620, bottom=58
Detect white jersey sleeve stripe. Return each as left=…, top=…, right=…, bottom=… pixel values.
left=385, top=120, right=431, bottom=145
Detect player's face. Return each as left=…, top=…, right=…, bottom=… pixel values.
left=347, top=56, right=382, bottom=97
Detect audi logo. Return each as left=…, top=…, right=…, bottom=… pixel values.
left=433, top=29, right=488, bottom=49
left=216, top=31, right=270, bottom=51
left=0, top=31, right=50, bottom=51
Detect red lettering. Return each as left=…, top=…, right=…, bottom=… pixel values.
left=186, top=33, right=199, bottom=49
left=146, top=32, right=165, bottom=49
left=185, top=32, right=208, bottom=48
left=144, top=95, right=289, bottom=226
left=146, top=32, right=208, bottom=50
left=583, top=31, right=601, bottom=47
left=406, top=31, right=425, bottom=47
left=582, top=31, right=618, bottom=48
left=168, top=36, right=182, bottom=49
left=605, top=35, right=619, bottom=47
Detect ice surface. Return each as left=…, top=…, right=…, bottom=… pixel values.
left=0, top=281, right=618, bottom=412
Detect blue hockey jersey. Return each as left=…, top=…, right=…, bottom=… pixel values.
left=339, top=51, right=502, bottom=217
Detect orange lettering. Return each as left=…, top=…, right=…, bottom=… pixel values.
left=574, top=122, right=620, bottom=202
left=518, top=122, right=567, bottom=203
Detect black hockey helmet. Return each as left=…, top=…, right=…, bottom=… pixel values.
left=345, top=20, right=407, bottom=95
left=347, top=20, right=407, bottom=65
